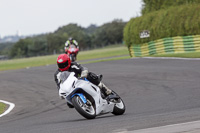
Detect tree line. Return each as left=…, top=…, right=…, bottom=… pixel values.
left=4, top=19, right=125, bottom=58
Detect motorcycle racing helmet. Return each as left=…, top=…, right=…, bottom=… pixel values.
left=69, top=37, right=73, bottom=41
left=57, top=54, right=71, bottom=71
left=68, top=37, right=73, bottom=43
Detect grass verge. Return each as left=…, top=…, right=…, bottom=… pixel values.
left=0, top=45, right=129, bottom=71
left=151, top=52, right=200, bottom=58
left=0, top=102, right=7, bottom=115
left=81, top=56, right=130, bottom=64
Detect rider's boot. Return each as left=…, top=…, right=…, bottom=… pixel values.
left=98, top=82, right=112, bottom=97
left=98, top=82, right=120, bottom=102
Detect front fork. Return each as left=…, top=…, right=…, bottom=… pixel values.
left=71, top=93, right=87, bottom=104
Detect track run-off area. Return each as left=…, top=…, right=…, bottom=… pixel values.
left=0, top=58, right=200, bottom=133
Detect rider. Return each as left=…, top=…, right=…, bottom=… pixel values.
left=54, top=54, right=112, bottom=108
left=64, top=37, right=79, bottom=52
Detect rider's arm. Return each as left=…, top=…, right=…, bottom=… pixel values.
left=73, top=40, right=79, bottom=48
left=79, top=65, right=88, bottom=78
left=70, top=62, right=88, bottom=77
left=65, top=41, right=70, bottom=49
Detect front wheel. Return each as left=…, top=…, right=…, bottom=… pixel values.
left=72, top=95, right=96, bottom=119
left=70, top=54, right=76, bottom=62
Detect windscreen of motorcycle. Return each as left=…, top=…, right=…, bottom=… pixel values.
left=60, top=71, right=71, bottom=83
left=60, top=72, right=78, bottom=93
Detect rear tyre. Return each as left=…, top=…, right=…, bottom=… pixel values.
left=72, top=95, right=96, bottom=119
left=112, top=98, right=125, bottom=115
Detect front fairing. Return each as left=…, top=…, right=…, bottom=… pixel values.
left=66, top=80, right=99, bottom=103
left=68, top=45, right=79, bottom=54
left=59, top=72, right=77, bottom=98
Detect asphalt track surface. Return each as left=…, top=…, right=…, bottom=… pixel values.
left=0, top=58, right=200, bottom=133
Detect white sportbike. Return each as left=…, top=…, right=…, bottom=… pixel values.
left=59, top=71, right=125, bottom=119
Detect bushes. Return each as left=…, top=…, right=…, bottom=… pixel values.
left=142, top=0, right=200, bottom=15
left=124, top=4, right=200, bottom=47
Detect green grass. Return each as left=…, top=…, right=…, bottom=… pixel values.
left=0, top=45, right=129, bottom=71
left=81, top=56, right=130, bottom=64
left=151, top=52, right=200, bottom=58
left=0, top=102, right=7, bottom=115
left=77, top=45, right=128, bottom=60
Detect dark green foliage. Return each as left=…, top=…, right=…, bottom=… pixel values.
left=55, top=23, right=93, bottom=50
left=85, top=24, right=98, bottom=35
left=46, top=33, right=67, bottom=54
left=92, top=19, right=126, bottom=48
left=0, top=42, right=14, bottom=55
left=124, top=4, right=200, bottom=47
left=9, top=35, right=48, bottom=58
left=9, top=38, right=33, bottom=58
left=142, top=0, right=200, bottom=15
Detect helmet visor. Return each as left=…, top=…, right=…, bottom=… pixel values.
left=58, top=61, right=69, bottom=69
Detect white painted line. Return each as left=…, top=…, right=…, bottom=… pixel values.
left=0, top=100, right=15, bottom=118
left=133, top=57, right=200, bottom=60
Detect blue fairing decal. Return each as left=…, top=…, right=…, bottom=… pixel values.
left=84, top=78, right=89, bottom=81
left=71, top=93, right=87, bottom=104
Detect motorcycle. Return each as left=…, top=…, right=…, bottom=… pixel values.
left=59, top=71, right=126, bottom=119
left=65, top=45, right=79, bottom=62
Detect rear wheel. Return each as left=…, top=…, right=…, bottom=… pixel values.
left=110, top=92, right=125, bottom=115
left=72, top=95, right=96, bottom=119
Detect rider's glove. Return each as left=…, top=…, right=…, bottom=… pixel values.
left=81, top=70, right=89, bottom=78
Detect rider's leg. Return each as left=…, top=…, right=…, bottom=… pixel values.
left=98, top=82, right=112, bottom=96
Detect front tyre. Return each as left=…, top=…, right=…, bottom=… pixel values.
left=70, top=54, right=76, bottom=62
left=72, top=95, right=96, bottom=119
left=112, top=98, right=126, bottom=115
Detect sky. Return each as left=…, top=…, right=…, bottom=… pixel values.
left=0, top=0, right=142, bottom=37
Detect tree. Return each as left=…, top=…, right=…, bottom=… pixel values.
left=9, top=38, right=33, bottom=58
left=46, top=33, right=67, bottom=54
left=55, top=23, right=91, bottom=50
left=92, top=19, right=126, bottom=47
left=142, top=0, right=200, bottom=15
left=85, top=24, right=98, bottom=35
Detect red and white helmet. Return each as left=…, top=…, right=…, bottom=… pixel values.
left=57, top=54, right=71, bottom=71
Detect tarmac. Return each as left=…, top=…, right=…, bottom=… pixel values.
left=129, top=120, right=200, bottom=133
